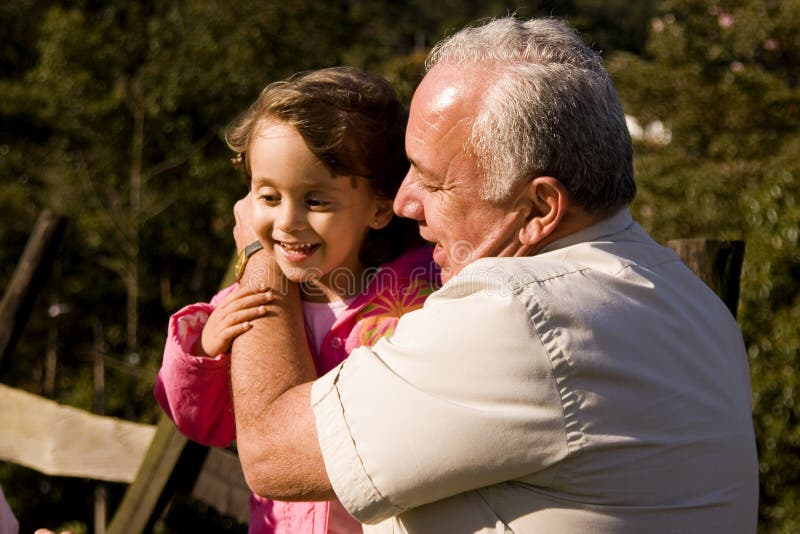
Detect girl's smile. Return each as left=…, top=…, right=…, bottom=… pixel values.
left=275, top=241, right=320, bottom=262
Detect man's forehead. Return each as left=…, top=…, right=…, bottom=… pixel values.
left=405, top=66, right=487, bottom=189
left=413, top=65, right=471, bottom=115
left=410, top=67, right=475, bottom=137
left=424, top=84, right=460, bottom=116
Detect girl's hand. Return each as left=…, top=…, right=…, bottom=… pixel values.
left=193, top=286, right=273, bottom=357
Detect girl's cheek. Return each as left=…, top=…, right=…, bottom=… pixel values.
left=250, top=210, right=273, bottom=238
left=309, top=214, right=337, bottom=235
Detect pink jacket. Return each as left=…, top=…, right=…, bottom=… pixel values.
left=155, top=246, right=437, bottom=533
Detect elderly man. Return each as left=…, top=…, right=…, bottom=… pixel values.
left=230, top=17, right=758, bottom=533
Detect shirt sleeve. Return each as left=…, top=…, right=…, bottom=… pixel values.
left=154, top=285, right=239, bottom=447
left=311, top=273, right=568, bottom=524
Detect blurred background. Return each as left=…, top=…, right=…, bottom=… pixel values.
left=1, top=0, right=798, bottom=532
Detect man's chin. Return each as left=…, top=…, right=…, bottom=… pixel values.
left=431, top=242, right=446, bottom=268
left=437, top=263, right=462, bottom=284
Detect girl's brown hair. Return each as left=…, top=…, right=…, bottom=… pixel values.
left=226, top=67, right=422, bottom=266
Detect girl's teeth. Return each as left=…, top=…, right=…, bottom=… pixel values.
left=281, top=242, right=315, bottom=251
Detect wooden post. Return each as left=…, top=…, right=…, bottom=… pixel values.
left=106, top=414, right=210, bottom=534
left=667, top=239, right=745, bottom=318
left=0, top=209, right=68, bottom=368
left=94, top=321, right=107, bottom=534
left=107, top=255, right=238, bottom=532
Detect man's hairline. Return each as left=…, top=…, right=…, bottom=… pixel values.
left=411, top=61, right=517, bottom=202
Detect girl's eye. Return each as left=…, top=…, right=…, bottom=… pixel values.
left=306, top=197, right=331, bottom=209
left=259, top=194, right=280, bottom=204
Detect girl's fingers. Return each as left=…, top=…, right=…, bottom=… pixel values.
left=222, top=292, right=273, bottom=313
left=222, top=305, right=270, bottom=328
left=211, top=323, right=254, bottom=353
left=219, top=289, right=274, bottom=313
left=223, top=322, right=253, bottom=340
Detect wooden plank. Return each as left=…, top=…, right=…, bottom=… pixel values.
left=0, top=209, right=68, bottom=368
left=0, top=383, right=155, bottom=482
left=667, top=239, right=745, bottom=318
left=0, top=383, right=250, bottom=525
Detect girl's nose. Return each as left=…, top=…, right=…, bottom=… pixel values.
left=393, top=174, right=425, bottom=221
left=276, top=202, right=306, bottom=233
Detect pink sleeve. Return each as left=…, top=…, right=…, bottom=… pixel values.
left=154, top=285, right=238, bottom=447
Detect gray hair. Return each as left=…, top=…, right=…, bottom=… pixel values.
left=427, top=17, right=635, bottom=215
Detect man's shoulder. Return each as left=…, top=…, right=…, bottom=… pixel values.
left=465, top=254, right=583, bottom=281
left=450, top=252, right=592, bottom=292
left=441, top=233, right=682, bottom=303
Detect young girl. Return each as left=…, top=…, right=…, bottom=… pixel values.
left=155, top=67, right=437, bottom=533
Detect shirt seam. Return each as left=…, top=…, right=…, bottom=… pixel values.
left=613, top=255, right=682, bottom=276
left=512, top=278, right=587, bottom=458
left=510, top=266, right=588, bottom=290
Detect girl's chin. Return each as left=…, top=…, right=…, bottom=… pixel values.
left=286, top=272, right=318, bottom=284
left=277, top=262, right=322, bottom=284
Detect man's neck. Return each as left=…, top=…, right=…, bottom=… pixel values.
left=526, top=207, right=608, bottom=257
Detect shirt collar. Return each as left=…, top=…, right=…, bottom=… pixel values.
left=540, top=208, right=635, bottom=254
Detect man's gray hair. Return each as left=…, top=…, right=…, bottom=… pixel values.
left=426, top=17, right=635, bottom=215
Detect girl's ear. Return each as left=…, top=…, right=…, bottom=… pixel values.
left=369, top=198, right=395, bottom=230
left=518, top=176, right=568, bottom=247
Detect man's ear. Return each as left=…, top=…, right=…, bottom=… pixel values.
left=518, top=176, right=568, bottom=247
left=369, top=198, right=395, bottom=230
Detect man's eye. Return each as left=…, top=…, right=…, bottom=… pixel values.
left=411, top=170, right=442, bottom=192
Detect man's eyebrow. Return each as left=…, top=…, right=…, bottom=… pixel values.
left=408, top=157, right=433, bottom=179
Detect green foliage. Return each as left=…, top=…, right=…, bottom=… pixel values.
left=610, top=1, right=800, bottom=531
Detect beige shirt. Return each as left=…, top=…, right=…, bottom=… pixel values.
left=312, top=209, right=758, bottom=533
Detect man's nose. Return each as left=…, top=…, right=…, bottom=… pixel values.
left=393, top=174, right=424, bottom=221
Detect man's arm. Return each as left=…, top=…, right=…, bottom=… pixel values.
left=229, top=196, right=334, bottom=501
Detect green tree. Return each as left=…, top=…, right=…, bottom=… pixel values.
left=609, top=1, right=800, bottom=531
